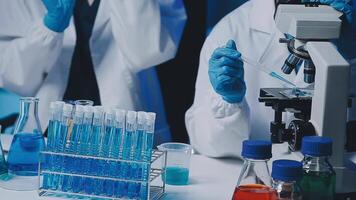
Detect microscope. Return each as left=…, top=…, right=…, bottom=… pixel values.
left=259, top=2, right=356, bottom=198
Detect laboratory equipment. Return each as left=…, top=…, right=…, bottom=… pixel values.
left=259, top=2, right=356, bottom=198
left=271, top=160, right=303, bottom=200
left=74, top=99, right=94, bottom=106
left=232, top=140, right=275, bottom=200
left=1, top=97, right=45, bottom=191
left=300, top=136, right=335, bottom=200
left=157, top=142, right=192, bottom=186
left=38, top=104, right=164, bottom=199
left=239, top=55, right=296, bottom=88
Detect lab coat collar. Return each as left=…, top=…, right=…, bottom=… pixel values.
left=249, top=0, right=276, bottom=34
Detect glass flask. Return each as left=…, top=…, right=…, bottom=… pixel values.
left=232, top=140, right=277, bottom=200
left=1, top=97, right=45, bottom=191
left=300, top=136, right=335, bottom=200
left=271, top=160, right=303, bottom=200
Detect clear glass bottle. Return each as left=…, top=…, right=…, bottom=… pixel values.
left=300, top=136, right=335, bottom=200
left=232, top=140, right=276, bottom=200
left=5, top=97, right=45, bottom=190
left=271, top=160, right=303, bottom=200
left=7, top=97, right=45, bottom=176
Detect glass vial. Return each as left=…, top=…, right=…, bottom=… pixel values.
left=271, top=160, right=303, bottom=200
left=232, top=140, right=276, bottom=200
left=300, top=136, right=335, bottom=200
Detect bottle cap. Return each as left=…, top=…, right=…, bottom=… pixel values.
left=75, top=105, right=85, bottom=115
left=62, top=104, right=73, bottom=116
left=241, top=140, right=272, bottom=160
left=50, top=102, right=56, bottom=110
left=146, top=112, right=156, bottom=124
left=301, top=136, right=332, bottom=157
left=272, top=159, right=303, bottom=182
left=126, top=111, right=137, bottom=124
left=93, top=106, right=104, bottom=118
left=105, top=107, right=115, bottom=120
left=137, top=111, right=146, bottom=124
left=115, top=109, right=126, bottom=122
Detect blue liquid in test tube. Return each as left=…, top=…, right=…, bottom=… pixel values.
left=75, top=106, right=93, bottom=193
left=61, top=105, right=84, bottom=192
left=98, top=108, right=116, bottom=196
left=111, top=109, right=126, bottom=198
left=43, top=101, right=64, bottom=189
left=85, top=106, right=104, bottom=195
left=128, top=111, right=146, bottom=198
left=51, top=104, right=73, bottom=191
left=121, top=111, right=137, bottom=198
left=140, top=112, right=156, bottom=199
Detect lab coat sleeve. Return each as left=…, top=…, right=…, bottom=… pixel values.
left=109, top=0, right=187, bottom=73
left=0, top=1, right=64, bottom=96
left=185, top=10, right=251, bottom=158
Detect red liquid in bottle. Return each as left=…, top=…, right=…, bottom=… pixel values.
left=232, top=184, right=277, bottom=200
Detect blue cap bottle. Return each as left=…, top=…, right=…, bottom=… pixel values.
left=232, top=140, right=274, bottom=200
left=300, top=136, right=335, bottom=199
left=271, top=160, right=303, bottom=199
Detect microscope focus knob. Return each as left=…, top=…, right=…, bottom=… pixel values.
left=288, top=120, right=316, bottom=152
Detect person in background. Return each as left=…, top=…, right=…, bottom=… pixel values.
left=0, top=0, right=186, bottom=145
left=186, top=0, right=355, bottom=157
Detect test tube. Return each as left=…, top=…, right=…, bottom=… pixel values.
left=52, top=104, right=73, bottom=190
left=98, top=108, right=116, bottom=195
left=121, top=111, right=137, bottom=198
left=140, top=112, right=156, bottom=199
left=77, top=106, right=94, bottom=193
left=62, top=105, right=85, bottom=192
left=85, top=106, right=104, bottom=195
left=111, top=109, right=126, bottom=198
left=128, top=111, right=147, bottom=198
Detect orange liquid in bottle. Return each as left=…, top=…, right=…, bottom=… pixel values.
left=232, top=184, right=277, bottom=200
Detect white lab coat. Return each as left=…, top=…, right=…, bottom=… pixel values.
left=186, top=0, right=356, bottom=158
left=0, top=0, right=187, bottom=143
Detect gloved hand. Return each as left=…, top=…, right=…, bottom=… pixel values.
left=318, top=0, right=353, bottom=22
left=42, top=0, right=76, bottom=32
left=208, top=40, right=246, bottom=104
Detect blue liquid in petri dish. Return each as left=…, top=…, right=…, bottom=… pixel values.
left=162, top=166, right=189, bottom=185
left=7, top=132, right=45, bottom=176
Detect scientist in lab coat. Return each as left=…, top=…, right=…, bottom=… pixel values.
left=0, top=0, right=186, bottom=144
left=186, top=0, right=356, bottom=158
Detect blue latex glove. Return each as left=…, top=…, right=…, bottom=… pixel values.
left=42, top=0, right=76, bottom=32
left=316, top=0, right=353, bottom=22
left=208, top=40, right=246, bottom=104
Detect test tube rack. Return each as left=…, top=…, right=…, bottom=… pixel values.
left=38, top=150, right=167, bottom=200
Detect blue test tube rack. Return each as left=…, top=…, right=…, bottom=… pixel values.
left=38, top=149, right=167, bottom=200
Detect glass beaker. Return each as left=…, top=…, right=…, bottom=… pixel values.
left=157, top=142, right=193, bottom=185
left=1, top=97, right=45, bottom=191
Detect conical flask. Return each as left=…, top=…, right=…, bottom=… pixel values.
left=0, top=97, right=45, bottom=191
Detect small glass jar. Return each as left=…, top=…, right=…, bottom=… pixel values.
left=232, top=140, right=276, bottom=200
left=300, top=136, right=335, bottom=200
left=272, top=160, right=303, bottom=200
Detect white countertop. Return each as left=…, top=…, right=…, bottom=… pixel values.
left=0, top=134, right=242, bottom=200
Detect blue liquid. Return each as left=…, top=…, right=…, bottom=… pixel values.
left=76, top=123, right=92, bottom=193
left=7, top=132, right=45, bottom=176
left=43, top=119, right=60, bottom=189
left=85, top=125, right=102, bottom=195
left=62, top=123, right=82, bottom=192
left=162, top=166, right=189, bottom=185
left=51, top=123, right=69, bottom=190
left=142, top=132, right=154, bottom=181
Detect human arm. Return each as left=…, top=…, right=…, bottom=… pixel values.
left=108, top=0, right=187, bottom=73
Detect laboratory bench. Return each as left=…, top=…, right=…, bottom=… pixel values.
left=0, top=134, right=242, bottom=200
